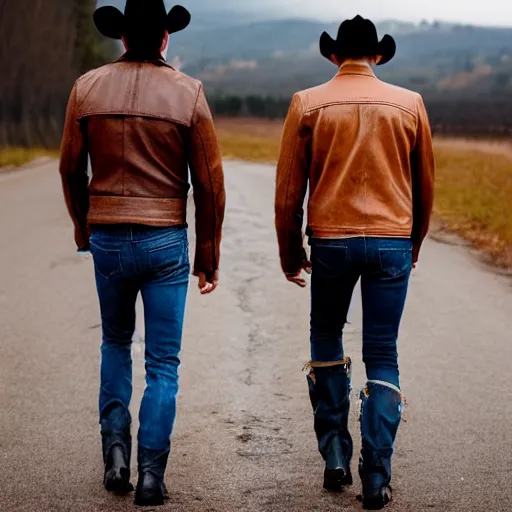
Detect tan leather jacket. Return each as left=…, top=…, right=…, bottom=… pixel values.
left=275, top=63, right=435, bottom=275
left=59, top=54, right=225, bottom=276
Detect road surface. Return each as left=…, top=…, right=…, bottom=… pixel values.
left=1, top=160, right=512, bottom=512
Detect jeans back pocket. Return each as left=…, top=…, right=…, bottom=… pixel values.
left=378, top=248, right=412, bottom=278
left=312, top=242, right=349, bottom=279
left=148, top=238, right=189, bottom=276
left=90, top=242, right=123, bottom=280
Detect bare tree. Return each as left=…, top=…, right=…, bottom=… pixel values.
left=0, top=0, right=113, bottom=148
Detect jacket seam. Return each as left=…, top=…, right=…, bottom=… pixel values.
left=192, top=84, right=218, bottom=271
left=361, top=104, right=369, bottom=232
left=308, top=224, right=412, bottom=232
left=308, top=222, right=412, bottom=227
left=283, top=94, right=304, bottom=272
left=191, top=83, right=202, bottom=127
left=413, top=96, right=421, bottom=148
left=77, top=112, right=191, bottom=127
left=67, top=85, right=86, bottom=230
left=193, top=89, right=218, bottom=271
left=411, top=95, right=423, bottom=246
left=131, top=63, right=141, bottom=112
left=305, top=100, right=417, bottom=117
left=197, top=125, right=217, bottom=271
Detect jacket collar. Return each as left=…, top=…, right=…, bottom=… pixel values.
left=114, top=52, right=175, bottom=70
left=335, top=62, right=376, bottom=78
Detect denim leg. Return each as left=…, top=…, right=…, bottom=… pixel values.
left=310, top=241, right=359, bottom=362
left=92, top=252, right=138, bottom=443
left=138, top=237, right=189, bottom=452
left=361, top=243, right=412, bottom=388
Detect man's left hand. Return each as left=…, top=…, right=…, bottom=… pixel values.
left=198, top=270, right=220, bottom=295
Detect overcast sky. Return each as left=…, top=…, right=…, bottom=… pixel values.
left=289, top=0, right=512, bottom=26
left=185, top=0, right=512, bottom=27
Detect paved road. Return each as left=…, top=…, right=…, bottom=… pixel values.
left=1, top=160, right=512, bottom=512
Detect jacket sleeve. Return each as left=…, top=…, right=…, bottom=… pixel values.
left=59, top=82, right=90, bottom=250
left=411, top=95, right=435, bottom=263
left=275, top=93, right=310, bottom=275
left=187, top=84, right=226, bottom=277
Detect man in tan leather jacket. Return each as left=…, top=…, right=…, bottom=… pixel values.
left=275, top=16, right=434, bottom=510
left=59, top=1, right=225, bottom=506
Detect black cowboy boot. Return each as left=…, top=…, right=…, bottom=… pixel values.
left=134, top=447, right=170, bottom=507
left=307, top=358, right=353, bottom=491
left=102, top=430, right=133, bottom=494
left=358, top=381, right=403, bottom=510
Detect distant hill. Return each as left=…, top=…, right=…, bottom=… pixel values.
left=169, top=17, right=512, bottom=98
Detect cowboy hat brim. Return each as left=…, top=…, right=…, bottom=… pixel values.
left=319, top=31, right=396, bottom=65
left=94, top=6, right=124, bottom=39
left=94, top=4, right=191, bottom=40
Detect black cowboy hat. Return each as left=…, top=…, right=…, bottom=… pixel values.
left=93, top=0, right=191, bottom=39
left=320, top=15, right=396, bottom=65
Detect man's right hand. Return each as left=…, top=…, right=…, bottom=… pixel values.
left=197, top=270, right=219, bottom=295
left=412, top=244, right=420, bottom=265
left=285, top=261, right=312, bottom=288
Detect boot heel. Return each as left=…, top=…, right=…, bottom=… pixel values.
left=104, top=466, right=134, bottom=494
left=135, top=447, right=170, bottom=507
left=363, top=486, right=392, bottom=510
left=134, top=473, right=166, bottom=506
left=134, top=491, right=165, bottom=507
left=104, top=445, right=133, bottom=494
left=323, top=468, right=353, bottom=491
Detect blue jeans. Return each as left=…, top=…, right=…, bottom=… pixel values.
left=90, top=225, right=189, bottom=453
left=310, top=237, right=412, bottom=389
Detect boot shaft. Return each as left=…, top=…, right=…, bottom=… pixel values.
left=135, top=446, right=171, bottom=506
left=138, top=446, right=170, bottom=479
left=306, top=358, right=353, bottom=462
left=102, top=430, right=132, bottom=465
left=360, top=381, right=402, bottom=454
left=306, top=358, right=352, bottom=413
left=359, top=381, right=403, bottom=491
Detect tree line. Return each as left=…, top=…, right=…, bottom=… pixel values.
left=208, top=94, right=512, bottom=136
left=0, top=0, right=113, bottom=149
left=1, top=0, right=510, bottom=151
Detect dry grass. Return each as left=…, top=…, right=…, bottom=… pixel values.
left=434, top=140, right=512, bottom=267
left=216, top=117, right=283, bottom=163
left=0, top=147, right=58, bottom=171
left=5, top=121, right=511, bottom=267
left=215, top=117, right=512, bottom=268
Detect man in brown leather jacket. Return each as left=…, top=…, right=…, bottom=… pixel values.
left=275, top=16, right=434, bottom=510
left=59, top=1, right=225, bottom=506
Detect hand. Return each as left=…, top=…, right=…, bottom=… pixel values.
left=75, top=225, right=91, bottom=253
left=412, top=245, right=420, bottom=266
left=286, top=261, right=312, bottom=288
left=197, top=270, right=219, bottom=295
left=77, top=249, right=91, bottom=260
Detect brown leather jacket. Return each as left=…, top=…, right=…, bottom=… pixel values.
left=59, top=54, right=226, bottom=276
left=275, top=63, right=435, bottom=275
